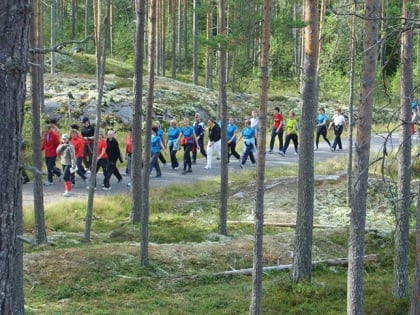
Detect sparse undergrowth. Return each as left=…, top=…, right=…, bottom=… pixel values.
left=23, top=156, right=418, bottom=314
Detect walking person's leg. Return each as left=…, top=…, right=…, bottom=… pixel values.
left=315, top=128, right=321, bottom=149
left=292, top=134, right=299, bottom=153
left=281, top=135, right=291, bottom=155
left=205, top=141, right=213, bottom=168
left=278, top=128, right=284, bottom=151
left=185, top=144, right=192, bottom=171
left=269, top=128, right=276, bottom=152
left=45, top=157, right=54, bottom=183
left=321, top=127, right=331, bottom=147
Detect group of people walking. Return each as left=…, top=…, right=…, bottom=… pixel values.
left=41, top=117, right=124, bottom=196
left=40, top=106, right=351, bottom=196
left=268, top=106, right=347, bottom=156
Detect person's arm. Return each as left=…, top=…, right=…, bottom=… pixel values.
left=193, top=132, right=199, bottom=148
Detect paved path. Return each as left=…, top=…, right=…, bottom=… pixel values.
left=22, top=133, right=403, bottom=207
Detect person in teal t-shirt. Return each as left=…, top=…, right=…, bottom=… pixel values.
left=315, top=107, right=331, bottom=150
left=150, top=126, right=166, bottom=177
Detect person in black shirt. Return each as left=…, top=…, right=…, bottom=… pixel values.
left=204, top=118, right=221, bottom=169
left=81, top=117, right=95, bottom=171
left=192, top=113, right=207, bottom=163
left=102, top=130, right=123, bottom=190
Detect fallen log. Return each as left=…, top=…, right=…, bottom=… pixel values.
left=227, top=220, right=340, bottom=229
left=213, top=254, right=377, bottom=276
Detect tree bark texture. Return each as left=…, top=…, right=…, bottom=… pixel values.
left=205, top=0, right=213, bottom=89
left=131, top=0, right=147, bottom=223
left=347, top=1, right=379, bottom=314
left=410, top=183, right=420, bottom=314
left=141, top=0, right=158, bottom=266
left=394, top=0, right=413, bottom=298
left=84, top=0, right=110, bottom=242
left=250, top=1, right=272, bottom=314
left=30, top=0, right=48, bottom=245
left=218, top=0, right=228, bottom=236
left=291, top=0, right=318, bottom=283
left=0, top=1, right=30, bottom=313
left=170, top=0, right=177, bottom=79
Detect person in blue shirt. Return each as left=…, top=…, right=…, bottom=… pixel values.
left=237, top=120, right=256, bottom=168
left=155, top=121, right=167, bottom=166
left=315, top=107, right=331, bottom=150
left=150, top=126, right=166, bottom=177
left=226, top=117, right=241, bottom=163
left=178, top=117, right=199, bottom=174
left=167, top=119, right=181, bottom=170
left=192, top=113, right=207, bottom=163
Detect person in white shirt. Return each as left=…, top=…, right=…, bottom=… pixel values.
left=328, top=108, right=346, bottom=151
left=250, top=110, right=259, bottom=147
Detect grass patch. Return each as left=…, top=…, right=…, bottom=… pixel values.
left=22, top=154, right=416, bottom=314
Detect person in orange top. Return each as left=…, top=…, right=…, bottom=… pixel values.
left=268, top=106, right=284, bottom=153
left=97, top=130, right=108, bottom=175
left=87, top=130, right=108, bottom=190
left=70, top=128, right=88, bottom=184
left=41, top=124, right=62, bottom=185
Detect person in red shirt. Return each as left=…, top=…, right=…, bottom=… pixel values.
left=41, top=124, right=62, bottom=185
left=125, top=129, right=132, bottom=177
left=70, top=128, right=88, bottom=184
left=268, top=107, right=284, bottom=153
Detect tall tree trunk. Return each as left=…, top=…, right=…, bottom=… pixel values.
left=161, top=0, right=166, bottom=77
left=84, top=0, right=111, bottom=242
left=292, top=0, right=302, bottom=79
left=141, top=0, right=157, bottom=266
left=31, top=0, right=48, bottom=245
left=291, top=0, right=319, bottom=282
left=393, top=0, right=413, bottom=298
left=205, top=0, right=213, bottom=89
left=156, top=0, right=161, bottom=75
left=177, top=0, right=182, bottom=71
left=218, top=0, right=228, bottom=236
left=183, top=0, right=188, bottom=70
left=85, top=0, right=91, bottom=51
left=250, top=1, right=272, bottom=313
left=410, top=182, right=420, bottom=314
left=51, top=0, right=57, bottom=74
left=347, top=0, right=358, bottom=207
left=71, top=0, right=77, bottom=39
left=347, top=0, right=379, bottom=313
left=192, top=0, right=198, bottom=84
left=171, top=0, right=177, bottom=79
left=131, top=0, right=146, bottom=223
left=0, top=1, right=30, bottom=313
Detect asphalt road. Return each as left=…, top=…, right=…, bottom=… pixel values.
left=22, top=133, right=405, bottom=207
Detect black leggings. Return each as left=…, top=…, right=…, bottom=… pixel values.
left=183, top=143, right=193, bottom=171
left=228, top=141, right=240, bottom=161
left=315, top=126, right=331, bottom=148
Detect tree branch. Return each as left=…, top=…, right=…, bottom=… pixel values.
left=29, top=35, right=95, bottom=56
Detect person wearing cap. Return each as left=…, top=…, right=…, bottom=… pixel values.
left=81, top=117, right=95, bottom=172
left=41, top=124, right=62, bottom=185
left=56, top=134, right=76, bottom=197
